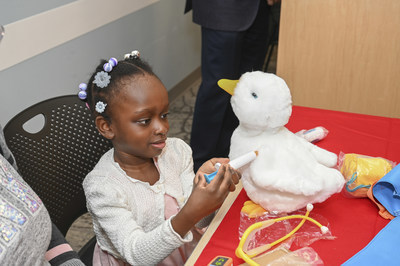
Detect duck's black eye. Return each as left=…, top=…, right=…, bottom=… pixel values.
left=251, top=92, right=258, bottom=99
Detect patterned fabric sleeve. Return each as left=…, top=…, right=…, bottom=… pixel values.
left=0, top=125, right=18, bottom=170
left=1, top=124, right=85, bottom=265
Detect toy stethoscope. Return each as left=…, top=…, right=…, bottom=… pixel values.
left=236, top=203, right=329, bottom=266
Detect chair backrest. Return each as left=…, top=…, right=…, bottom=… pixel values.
left=4, top=95, right=113, bottom=235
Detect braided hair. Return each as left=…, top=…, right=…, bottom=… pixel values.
left=79, top=51, right=157, bottom=122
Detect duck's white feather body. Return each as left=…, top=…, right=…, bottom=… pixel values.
left=228, top=71, right=344, bottom=213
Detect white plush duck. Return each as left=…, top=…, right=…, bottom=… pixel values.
left=219, top=71, right=345, bottom=213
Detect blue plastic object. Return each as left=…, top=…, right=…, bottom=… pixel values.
left=343, top=163, right=400, bottom=265
left=372, top=164, right=400, bottom=217
left=204, top=171, right=218, bottom=183
left=342, top=217, right=400, bottom=265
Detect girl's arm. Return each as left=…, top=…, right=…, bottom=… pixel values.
left=84, top=176, right=191, bottom=265
left=172, top=161, right=240, bottom=238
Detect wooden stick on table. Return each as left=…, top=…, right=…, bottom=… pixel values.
left=185, top=180, right=243, bottom=265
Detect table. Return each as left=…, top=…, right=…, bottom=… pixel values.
left=186, top=106, right=400, bottom=266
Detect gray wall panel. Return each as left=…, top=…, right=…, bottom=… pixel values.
left=0, top=0, right=76, bottom=24
left=0, top=0, right=201, bottom=126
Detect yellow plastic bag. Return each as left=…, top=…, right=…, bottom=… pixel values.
left=339, top=152, right=395, bottom=198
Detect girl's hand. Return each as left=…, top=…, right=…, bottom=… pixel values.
left=171, top=158, right=241, bottom=237
left=197, top=157, right=229, bottom=176
left=196, top=158, right=241, bottom=191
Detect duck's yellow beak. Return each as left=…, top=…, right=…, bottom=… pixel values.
left=218, top=79, right=239, bottom=95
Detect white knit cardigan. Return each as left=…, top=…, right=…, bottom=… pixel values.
left=83, top=138, right=207, bottom=265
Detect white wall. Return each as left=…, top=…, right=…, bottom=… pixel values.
left=0, top=0, right=201, bottom=126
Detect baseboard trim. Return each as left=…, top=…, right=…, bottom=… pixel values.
left=168, top=67, right=201, bottom=103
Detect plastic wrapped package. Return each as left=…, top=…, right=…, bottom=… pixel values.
left=267, top=247, right=324, bottom=265
left=295, top=126, right=329, bottom=143
left=239, top=201, right=335, bottom=253
left=338, top=152, right=396, bottom=198
left=239, top=246, right=324, bottom=266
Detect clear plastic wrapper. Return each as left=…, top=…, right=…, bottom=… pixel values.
left=267, top=247, right=324, bottom=265
left=338, top=152, right=397, bottom=198
left=240, top=246, right=324, bottom=266
left=239, top=205, right=335, bottom=253
left=295, top=126, right=329, bottom=143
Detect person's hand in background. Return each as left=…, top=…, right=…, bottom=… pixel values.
left=267, top=0, right=281, bottom=6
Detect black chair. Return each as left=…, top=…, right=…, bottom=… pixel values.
left=3, top=95, right=113, bottom=265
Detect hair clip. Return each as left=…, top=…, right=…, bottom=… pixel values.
left=78, top=83, right=88, bottom=100
left=124, top=50, right=140, bottom=60
left=95, top=101, right=107, bottom=113
left=93, top=71, right=111, bottom=88
left=93, top=57, right=118, bottom=88
left=103, top=57, right=118, bottom=72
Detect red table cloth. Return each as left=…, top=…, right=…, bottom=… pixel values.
left=194, top=106, right=400, bottom=266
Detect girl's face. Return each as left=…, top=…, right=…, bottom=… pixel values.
left=108, top=74, right=170, bottom=159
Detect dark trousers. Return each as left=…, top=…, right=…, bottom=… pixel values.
left=190, top=0, right=270, bottom=171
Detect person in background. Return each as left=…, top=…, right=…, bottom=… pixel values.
left=80, top=51, right=240, bottom=265
left=0, top=24, right=84, bottom=266
left=0, top=125, right=84, bottom=265
left=185, top=0, right=281, bottom=171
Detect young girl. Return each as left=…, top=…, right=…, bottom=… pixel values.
left=80, top=50, right=240, bottom=265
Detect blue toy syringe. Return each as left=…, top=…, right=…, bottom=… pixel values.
left=204, top=150, right=258, bottom=183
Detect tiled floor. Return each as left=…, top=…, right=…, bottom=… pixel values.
left=66, top=47, right=277, bottom=252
